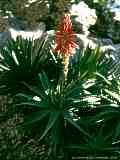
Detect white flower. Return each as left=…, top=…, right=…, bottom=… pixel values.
left=70, top=1, right=97, bottom=26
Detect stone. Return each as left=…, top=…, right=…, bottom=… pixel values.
left=0, top=31, right=11, bottom=48
left=8, top=22, right=46, bottom=40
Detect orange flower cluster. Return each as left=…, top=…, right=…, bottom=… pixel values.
left=55, top=13, right=77, bottom=56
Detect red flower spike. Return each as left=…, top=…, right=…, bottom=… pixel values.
left=55, top=13, right=77, bottom=57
